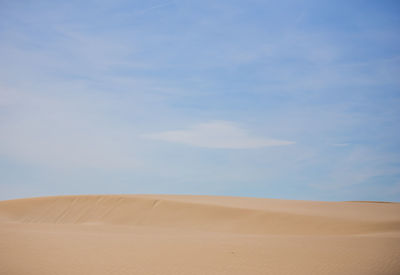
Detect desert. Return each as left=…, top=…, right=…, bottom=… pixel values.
left=0, top=194, right=399, bottom=275
left=2, top=0, right=400, bottom=274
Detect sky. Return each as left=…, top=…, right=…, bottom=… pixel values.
left=0, top=0, right=399, bottom=201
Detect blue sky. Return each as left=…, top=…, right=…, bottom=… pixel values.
left=1, top=0, right=399, bottom=201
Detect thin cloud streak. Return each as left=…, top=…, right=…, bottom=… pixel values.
left=144, top=121, right=295, bottom=149
left=142, top=1, right=175, bottom=13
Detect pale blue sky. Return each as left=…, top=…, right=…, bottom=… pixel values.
left=1, top=0, right=399, bottom=201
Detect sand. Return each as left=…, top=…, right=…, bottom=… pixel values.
left=0, top=194, right=399, bottom=274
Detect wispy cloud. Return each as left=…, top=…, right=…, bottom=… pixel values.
left=144, top=121, right=295, bottom=149
left=332, top=143, right=350, bottom=147
left=141, top=1, right=175, bottom=13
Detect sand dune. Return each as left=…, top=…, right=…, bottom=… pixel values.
left=1, top=195, right=399, bottom=274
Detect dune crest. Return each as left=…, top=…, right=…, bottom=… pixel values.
left=1, top=194, right=400, bottom=235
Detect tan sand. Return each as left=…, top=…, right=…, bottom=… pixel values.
left=0, top=194, right=399, bottom=274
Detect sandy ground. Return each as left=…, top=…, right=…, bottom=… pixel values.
left=0, top=194, right=399, bottom=274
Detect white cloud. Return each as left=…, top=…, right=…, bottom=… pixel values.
left=144, top=121, right=295, bottom=149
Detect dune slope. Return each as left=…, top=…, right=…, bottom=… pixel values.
left=1, top=194, right=400, bottom=275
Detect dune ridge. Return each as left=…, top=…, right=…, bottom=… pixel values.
left=1, top=194, right=399, bottom=235
left=1, top=194, right=400, bottom=275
